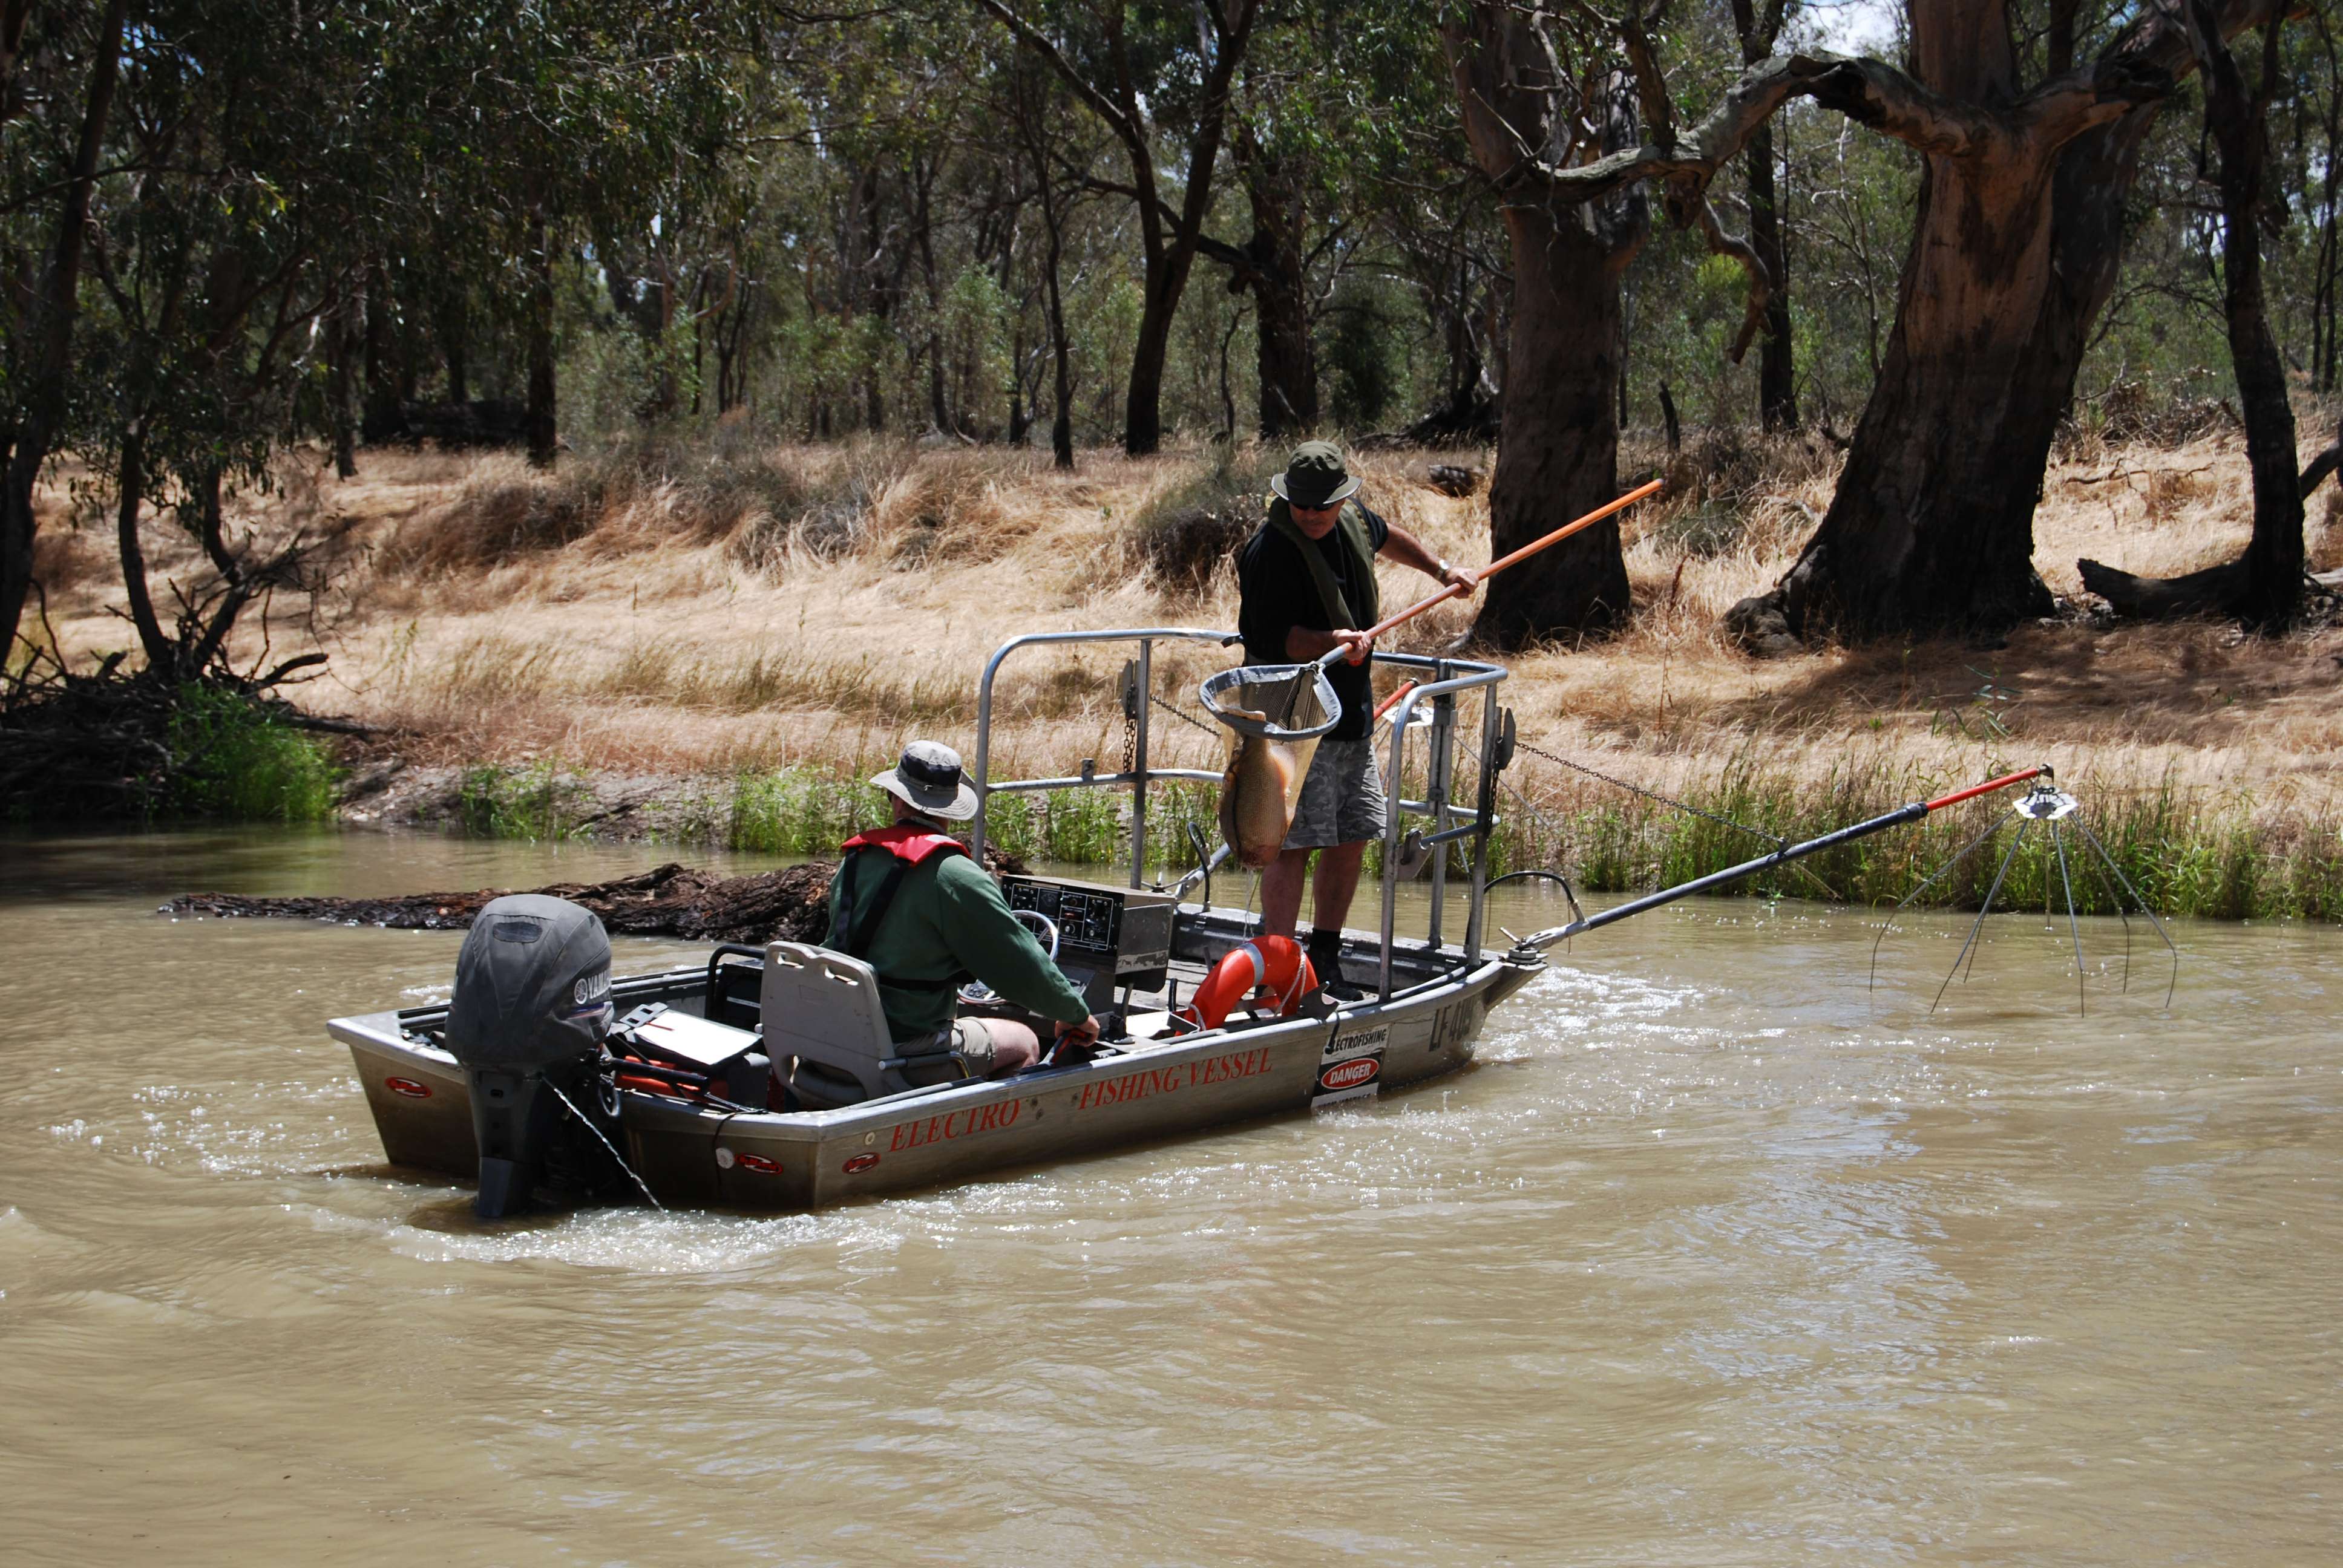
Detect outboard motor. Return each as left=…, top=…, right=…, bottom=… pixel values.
left=444, top=895, right=615, bottom=1217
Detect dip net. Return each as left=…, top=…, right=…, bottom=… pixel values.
left=1199, top=664, right=1341, bottom=864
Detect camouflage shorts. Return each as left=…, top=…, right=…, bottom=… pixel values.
left=1282, top=737, right=1387, bottom=851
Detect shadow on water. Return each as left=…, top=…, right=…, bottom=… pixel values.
left=400, top=1196, right=578, bottom=1236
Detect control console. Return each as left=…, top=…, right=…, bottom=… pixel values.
left=1000, top=875, right=1175, bottom=1010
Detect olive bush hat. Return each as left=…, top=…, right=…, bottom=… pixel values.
left=872, top=740, right=980, bottom=820
left=1269, top=439, right=1361, bottom=509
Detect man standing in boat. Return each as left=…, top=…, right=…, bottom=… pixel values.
left=1237, top=442, right=1476, bottom=998
left=825, top=742, right=1101, bottom=1077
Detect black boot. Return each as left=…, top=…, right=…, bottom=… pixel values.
left=1307, top=929, right=1363, bottom=1001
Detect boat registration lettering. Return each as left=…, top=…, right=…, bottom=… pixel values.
left=887, top=1095, right=1024, bottom=1153
left=1075, top=1045, right=1273, bottom=1112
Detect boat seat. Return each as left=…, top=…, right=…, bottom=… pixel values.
left=761, top=941, right=968, bottom=1109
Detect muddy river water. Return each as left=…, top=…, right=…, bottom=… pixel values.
left=1, top=828, right=2337, bottom=1564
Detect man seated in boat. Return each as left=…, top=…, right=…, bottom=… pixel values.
left=1237, top=441, right=1476, bottom=998
left=825, top=742, right=1101, bottom=1077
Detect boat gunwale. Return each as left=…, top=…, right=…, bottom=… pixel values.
left=330, top=944, right=1538, bottom=1138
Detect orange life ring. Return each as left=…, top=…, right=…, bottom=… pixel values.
left=1178, top=936, right=1318, bottom=1031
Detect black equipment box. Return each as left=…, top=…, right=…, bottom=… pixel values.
left=1000, top=875, right=1175, bottom=1008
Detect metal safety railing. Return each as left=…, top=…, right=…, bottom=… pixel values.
left=1371, top=652, right=1510, bottom=999
left=969, top=630, right=1513, bottom=1007
left=969, top=628, right=1239, bottom=888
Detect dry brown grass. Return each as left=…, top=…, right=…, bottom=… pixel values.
left=34, top=425, right=2343, bottom=819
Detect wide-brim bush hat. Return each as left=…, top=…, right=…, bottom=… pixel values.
left=1269, top=440, right=1361, bottom=508
left=872, top=740, right=979, bottom=820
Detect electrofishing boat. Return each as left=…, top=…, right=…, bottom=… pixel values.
left=332, top=629, right=1539, bottom=1212
left=330, top=623, right=2067, bottom=1216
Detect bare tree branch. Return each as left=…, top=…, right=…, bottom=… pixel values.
left=971, top=0, right=1148, bottom=168
left=1693, top=195, right=1769, bottom=362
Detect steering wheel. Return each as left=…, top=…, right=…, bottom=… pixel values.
left=958, top=908, right=1060, bottom=1004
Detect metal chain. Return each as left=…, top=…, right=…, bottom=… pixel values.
left=1516, top=738, right=1785, bottom=853
left=1119, top=661, right=1141, bottom=776
left=1149, top=689, right=1223, bottom=739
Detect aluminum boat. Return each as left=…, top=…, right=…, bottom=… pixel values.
left=331, top=628, right=1544, bottom=1211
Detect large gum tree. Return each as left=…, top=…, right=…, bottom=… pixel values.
left=1740, top=0, right=2284, bottom=641
left=1439, top=3, right=1807, bottom=644
left=1446, top=0, right=2281, bottom=649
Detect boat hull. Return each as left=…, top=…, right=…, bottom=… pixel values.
left=332, top=950, right=1541, bottom=1213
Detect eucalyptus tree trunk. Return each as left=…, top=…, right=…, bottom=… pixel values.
left=2201, top=13, right=2301, bottom=627
left=1, top=0, right=128, bottom=663
left=975, top=1, right=1259, bottom=457
left=1746, top=122, right=1796, bottom=432
left=1760, top=0, right=2278, bottom=639
left=1444, top=9, right=1640, bottom=644
left=1238, top=140, right=1318, bottom=440
left=326, top=293, right=358, bottom=479
left=525, top=207, right=557, bottom=469
left=2076, top=7, right=2302, bottom=627
left=114, top=420, right=172, bottom=672
left=1734, top=0, right=1797, bottom=431
left=1475, top=206, right=1635, bottom=640
left=1006, top=46, right=1076, bottom=469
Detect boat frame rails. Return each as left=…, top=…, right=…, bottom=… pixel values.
left=330, top=629, right=1541, bottom=1210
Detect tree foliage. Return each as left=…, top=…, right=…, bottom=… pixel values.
left=7, top=0, right=2343, bottom=673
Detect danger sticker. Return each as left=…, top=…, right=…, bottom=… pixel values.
left=842, top=1152, right=880, bottom=1175
left=383, top=1077, right=433, bottom=1099
left=1312, top=1048, right=1384, bottom=1109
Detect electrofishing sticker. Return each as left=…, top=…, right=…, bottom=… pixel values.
left=1323, top=1024, right=1388, bottom=1062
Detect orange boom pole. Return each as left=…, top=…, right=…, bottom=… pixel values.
left=1341, top=477, right=1667, bottom=653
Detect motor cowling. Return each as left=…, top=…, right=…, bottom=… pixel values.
left=445, top=895, right=614, bottom=1217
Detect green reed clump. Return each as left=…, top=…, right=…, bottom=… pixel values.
left=167, top=684, right=339, bottom=823
left=1478, top=759, right=2343, bottom=923
left=719, top=764, right=1217, bottom=872
left=444, top=741, right=2343, bottom=923
left=726, top=766, right=873, bottom=855
left=457, top=760, right=592, bottom=840
left=980, top=785, right=1124, bottom=864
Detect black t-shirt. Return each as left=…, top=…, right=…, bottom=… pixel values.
left=1234, top=501, right=1389, bottom=741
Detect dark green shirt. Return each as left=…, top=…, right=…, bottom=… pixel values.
left=825, top=849, right=1091, bottom=1042
left=1236, top=498, right=1390, bottom=741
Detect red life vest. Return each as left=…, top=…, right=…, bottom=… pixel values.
left=831, top=825, right=971, bottom=969
left=839, top=824, right=968, bottom=866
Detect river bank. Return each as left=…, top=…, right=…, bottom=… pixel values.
left=24, top=426, right=2343, bottom=918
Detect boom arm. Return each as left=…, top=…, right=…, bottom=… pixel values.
left=1516, top=768, right=2048, bottom=950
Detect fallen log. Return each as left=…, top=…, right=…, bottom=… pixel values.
left=2075, top=556, right=2249, bottom=620
left=166, top=861, right=839, bottom=946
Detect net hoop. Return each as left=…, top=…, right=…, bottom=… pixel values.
left=1198, top=664, right=1342, bottom=742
